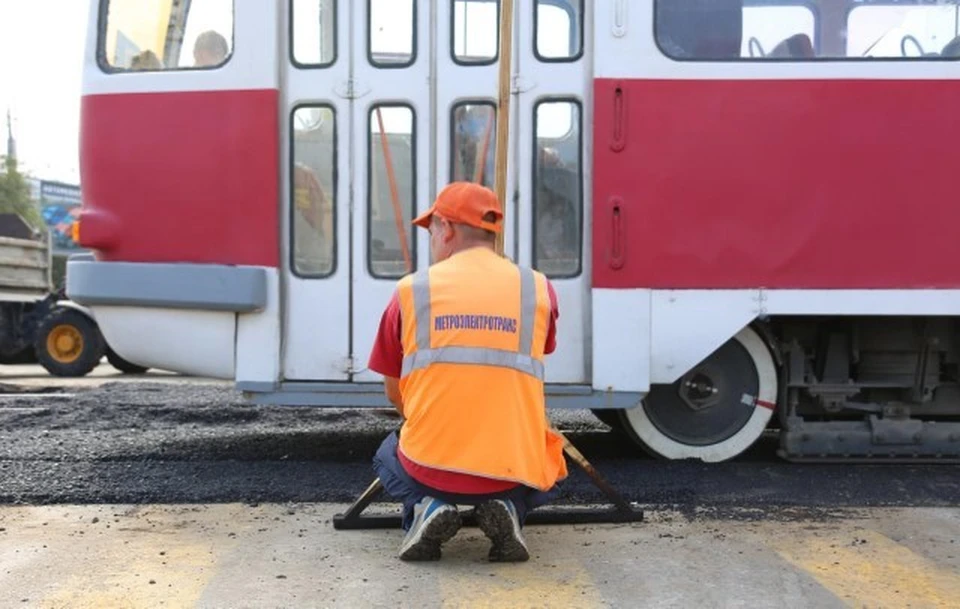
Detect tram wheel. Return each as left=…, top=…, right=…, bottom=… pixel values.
left=618, top=325, right=778, bottom=462
left=591, top=409, right=625, bottom=432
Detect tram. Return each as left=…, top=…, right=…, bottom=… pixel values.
left=68, top=0, right=960, bottom=463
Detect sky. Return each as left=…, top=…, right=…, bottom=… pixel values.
left=0, top=0, right=89, bottom=184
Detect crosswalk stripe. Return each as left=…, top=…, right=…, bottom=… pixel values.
left=772, top=527, right=960, bottom=608
left=19, top=506, right=223, bottom=608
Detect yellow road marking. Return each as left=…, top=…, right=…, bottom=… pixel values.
left=38, top=540, right=216, bottom=609
left=773, top=527, right=960, bottom=608
left=7, top=506, right=236, bottom=609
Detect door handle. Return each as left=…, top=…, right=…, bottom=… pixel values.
left=610, top=84, right=626, bottom=152
left=609, top=197, right=625, bottom=270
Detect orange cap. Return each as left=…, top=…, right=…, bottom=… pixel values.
left=412, top=181, right=503, bottom=233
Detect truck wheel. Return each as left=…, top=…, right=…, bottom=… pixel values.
left=34, top=308, right=105, bottom=377
left=0, top=346, right=37, bottom=365
left=106, top=347, right=149, bottom=374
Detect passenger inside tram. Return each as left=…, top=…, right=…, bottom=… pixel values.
left=193, top=29, right=229, bottom=67
left=291, top=108, right=336, bottom=276
left=535, top=162, right=578, bottom=272
left=452, top=104, right=495, bottom=188
left=129, top=50, right=162, bottom=70
left=292, top=162, right=334, bottom=275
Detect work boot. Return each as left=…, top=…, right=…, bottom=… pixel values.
left=398, top=496, right=461, bottom=561
left=475, top=499, right=529, bottom=562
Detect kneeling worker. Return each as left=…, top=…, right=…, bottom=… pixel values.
left=369, top=181, right=568, bottom=562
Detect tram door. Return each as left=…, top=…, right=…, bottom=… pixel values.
left=433, top=0, right=590, bottom=384
left=282, top=0, right=351, bottom=380
left=515, top=0, right=589, bottom=383
left=349, top=0, right=431, bottom=382
left=351, top=0, right=533, bottom=384
left=282, top=0, right=430, bottom=382
left=281, top=0, right=587, bottom=383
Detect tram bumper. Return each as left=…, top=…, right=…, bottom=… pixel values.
left=66, top=257, right=269, bottom=379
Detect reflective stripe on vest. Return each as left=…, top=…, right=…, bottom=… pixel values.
left=401, top=265, right=543, bottom=380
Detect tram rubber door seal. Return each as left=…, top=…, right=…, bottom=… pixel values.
left=332, top=444, right=645, bottom=530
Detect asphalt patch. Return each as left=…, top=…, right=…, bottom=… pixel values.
left=0, top=381, right=956, bottom=521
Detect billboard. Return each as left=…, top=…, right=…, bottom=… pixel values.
left=38, top=180, right=84, bottom=255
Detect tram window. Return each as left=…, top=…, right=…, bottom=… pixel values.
left=292, top=0, right=337, bottom=67
left=654, top=0, right=960, bottom=60
left=453, top=0, right=499, bottom=64
left=847, top=4, right=960, bottom=59
left=291, top=106, right=336, bottom=278
left=533, top=100, right=582, bottom=278
left=450, top=102, right=496, bottom=189
left=368, top=105, right=417, bottom=279
left=535, top=0, right=583, bottom=61
left=99, top=0, right=234, bottom=71
left=655, top=1, right=816, bottom=60
left=369, top=0, right=416, bottom=67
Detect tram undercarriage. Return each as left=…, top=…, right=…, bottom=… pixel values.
left=604, top=317, right=960, bottom=463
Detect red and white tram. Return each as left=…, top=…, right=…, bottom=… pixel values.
left=68, top=0, right=960, bottom=462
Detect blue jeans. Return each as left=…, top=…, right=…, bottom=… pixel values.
left=373, top=432, right=561, bottom=530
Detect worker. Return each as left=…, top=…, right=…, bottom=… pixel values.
left=368, top=181, right=568, bottom=562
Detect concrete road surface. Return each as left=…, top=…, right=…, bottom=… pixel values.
left=1, top=504, right=958, bottom=608
left=1, top=367, right=958, bottom=607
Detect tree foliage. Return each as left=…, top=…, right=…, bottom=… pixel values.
left=0, top=155, right=43, bottom=230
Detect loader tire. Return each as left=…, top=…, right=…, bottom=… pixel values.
left=34, top=308, right=104, bottom=377
left=106, top=347, right=149, bottom=374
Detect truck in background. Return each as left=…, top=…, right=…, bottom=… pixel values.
left=0, top=213, right=147, bottom=376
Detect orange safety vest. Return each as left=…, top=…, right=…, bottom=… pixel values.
left=395, top=247, right=568, bottom=491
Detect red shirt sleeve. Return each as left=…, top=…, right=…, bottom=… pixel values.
left=545, top=279, right=559, bottom=355
left=368, top=291, right=403, bottom=378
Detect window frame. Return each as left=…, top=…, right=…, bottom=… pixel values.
left=289, top=102, right=339, bottom=280
left=366, top=102, right=418, bottom=280
left=290, top=0, right=339, bottom=69
left=532, top=0, right=584, bottom=63
left=367, top=0, right=418, bottom=68
left=96, top=0, right=237, bottom=73
left=448, top=99, right=498, bottom=185
left=531, top=96, right=584, bottom=280
left=450, top=0, right=501, bottom=67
